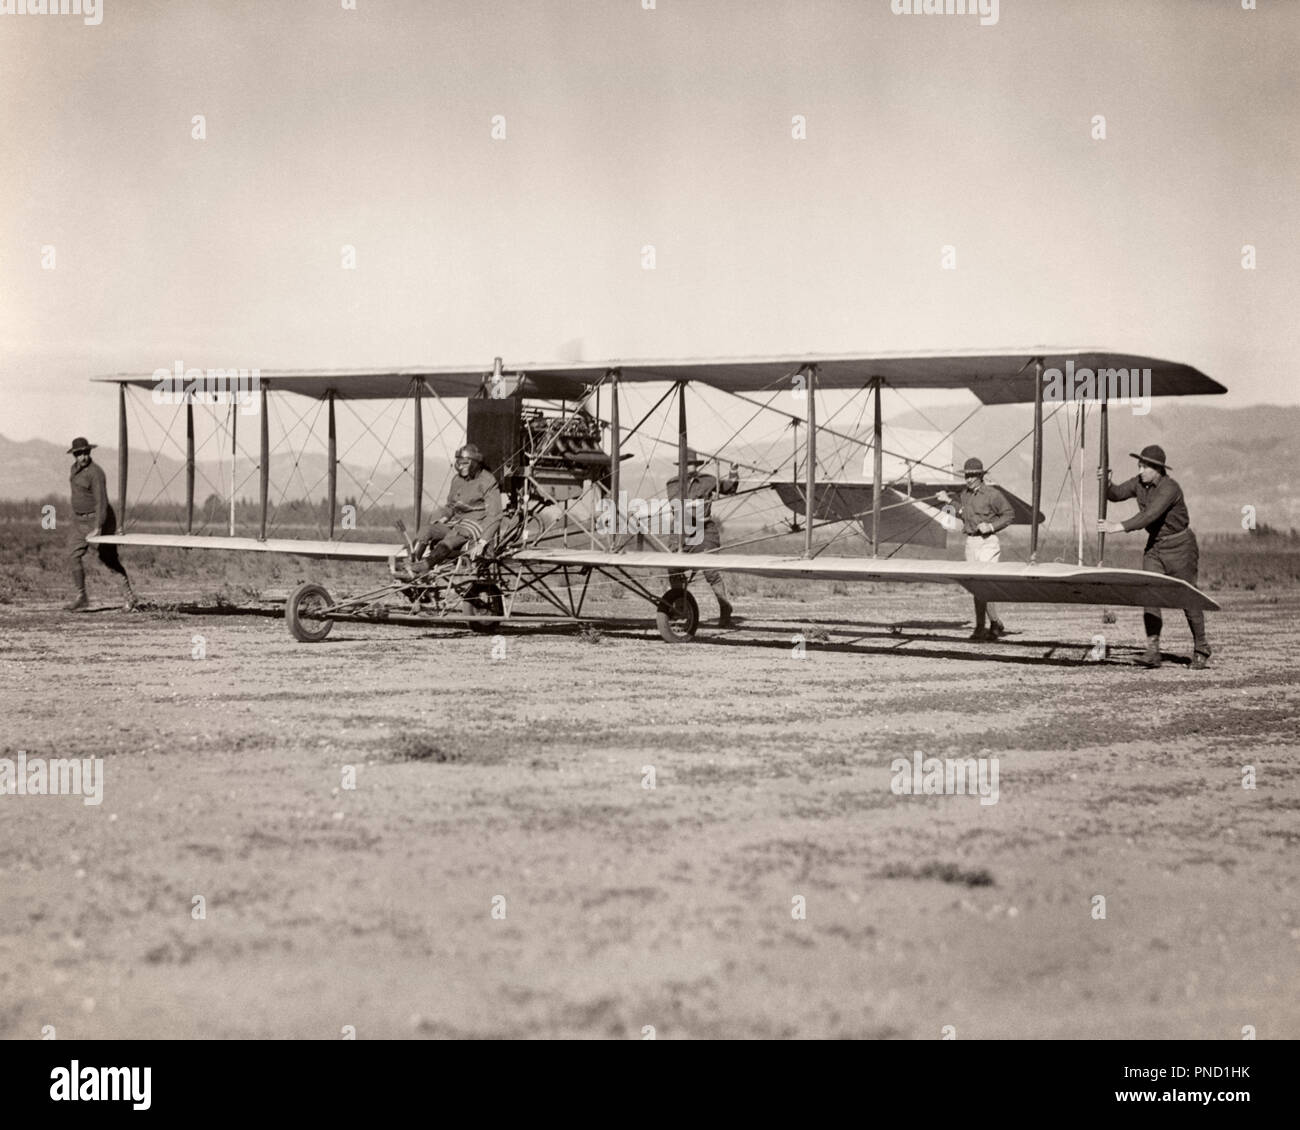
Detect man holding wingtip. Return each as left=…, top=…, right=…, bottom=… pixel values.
left=1099, top=444, right=1210, bottom=670
left=938, top=456, right=1013, bottom=641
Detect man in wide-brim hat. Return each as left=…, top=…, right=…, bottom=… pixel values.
left=65, top=437, right=137, bottom=612
left=1099, top=444, right=1210, bottom=669
left=665, top=448, right=740, bottom=627
left=938, top=456, right=1015, bottom=641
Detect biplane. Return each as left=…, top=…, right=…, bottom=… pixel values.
left=89, top=350, right=1224, bottom=646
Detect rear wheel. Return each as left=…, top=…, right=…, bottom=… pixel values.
left=461, top=581, right=503, bottom=633
left=286, top=581, right=335, bottom=642
left=655, top=587, right=699, bottom=643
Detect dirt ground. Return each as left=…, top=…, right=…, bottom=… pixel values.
left=1, top=554, right=1297, bottom=1040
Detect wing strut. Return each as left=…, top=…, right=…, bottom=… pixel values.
left=327, top=391, right=337, bottom=538
left=228, top=401, right=236, bottom=536
left=1076, top=401, right=1085, bottom=565
left=676, top=381, right=687, bottom=552
left=258, top=378, right=270, bottom=540
left=117, top=383, right=128, bottom=532
left=804, top=365, right=817, bottom=558
left=791, top=415, right=800, bottom=495
left=608, top=368, right=621, bottom=532
left=185, top=398, right=195, bottom=534
left=871, top=375, right=883, bottom=556
left=1096, top=390, right=1109, bottom=564
left=413, top=378, right=424, bottom=532
left=1030, top=358, right=1044, bottom=563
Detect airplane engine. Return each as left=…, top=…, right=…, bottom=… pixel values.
left=466, top=385, right=611, bottom=504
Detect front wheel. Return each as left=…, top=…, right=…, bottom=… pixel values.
left=655, top=588, right=699, bottom=643
left=286, top=581, right=335, bottom=642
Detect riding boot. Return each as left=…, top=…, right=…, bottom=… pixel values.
left=1135, top=636, right=1162, bottom=668
left=65, top=562, right=89, bottom=612
left=426, top=541, right=458, bottom=568
left=710, top=578, right=733, bottom=627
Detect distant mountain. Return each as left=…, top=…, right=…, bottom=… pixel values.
left=5, top=402, right=1295, bottom=535
left=0, top=434, right=451, bottom=511
left=885, top=402, right=1300, bottom=535
left=621, top=402, right=1300, bottom=535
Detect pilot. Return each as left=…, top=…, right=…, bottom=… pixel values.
left=1098, top=444, right=1210, bottom=669
left=65, top=436, right=138, bottom=612
left=410, top=443, right=503, bottom=573
left=938, top=457, right=1013, bottom=641
left=665, top=450, right=739, bottom=627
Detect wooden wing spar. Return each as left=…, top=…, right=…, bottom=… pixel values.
left=85, top=535, right=1220, bottom=613
left=87, top=533, right=406, bottom=560
left=95, top=348, right=1223, bottom=402
left=511, top=548, right=1221, bottom=612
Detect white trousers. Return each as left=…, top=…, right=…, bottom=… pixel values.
left=964, top=533, right=1001, bottom=563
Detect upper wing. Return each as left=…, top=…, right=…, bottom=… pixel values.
left=88, top=533, right=406, bottom=561
left=549, top=350, right=1223, bottom=404
left=511, top=548, right=1220, bottom=612
left=95, top=350, right=1224, bottom=404
left=93, top=367, right=591, bottom=401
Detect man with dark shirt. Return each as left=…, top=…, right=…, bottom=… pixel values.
left=1099, top=444, right=1210, bottom=669
left=938, top=457, right=1014, bottom=640
left=410, top=443, right=503, bottom=573
left=65, top=436, right=136, bottom=612
left=665, top=451, right=740, bottom=627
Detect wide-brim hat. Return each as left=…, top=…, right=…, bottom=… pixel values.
left=68, top=437, right=96, bottom=454
left=961, top=457, right=986, bottom=477
left=455, top=443, right=485, bottom=463
left=1130, top=444, right=1169, bottom=471
left=685, top=448, right=706, bottom=466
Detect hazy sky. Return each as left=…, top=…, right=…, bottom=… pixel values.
left=3, top=0, right=1297, bottom=451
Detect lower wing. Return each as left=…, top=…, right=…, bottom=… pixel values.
left=511, top=548, right=1219, bottom=612
left=88, top=533, right=406, bottom=561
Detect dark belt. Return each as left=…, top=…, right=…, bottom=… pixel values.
left=1149, top=526, right=1194, bottom=549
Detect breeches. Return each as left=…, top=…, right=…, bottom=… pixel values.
left=669, top=522, right=723, bottom=588
left=1142, top=530, right=1208, bottom=652
left=417, top=521, right=470, bottom=553
left=69, top=509, right=127, bottom=579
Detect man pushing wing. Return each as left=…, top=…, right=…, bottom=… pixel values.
left=1098, top=444, right=1211, bottom=670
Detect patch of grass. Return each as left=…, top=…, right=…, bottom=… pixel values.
left=141, top=600, right=183, bottom=621
left=580, top=886, right=662, bottom=910
left=379, top=730, right=507, bottom=766
left=879, top=861, right=995, bottom=887
left=678, top=762, right=754, bottom=785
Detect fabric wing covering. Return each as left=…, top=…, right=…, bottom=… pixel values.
left=95, top=349, right=1225, bottom=404
left=511, top=548, right=1221, bottom=612
left=88, top=534, right=406, bottom=560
